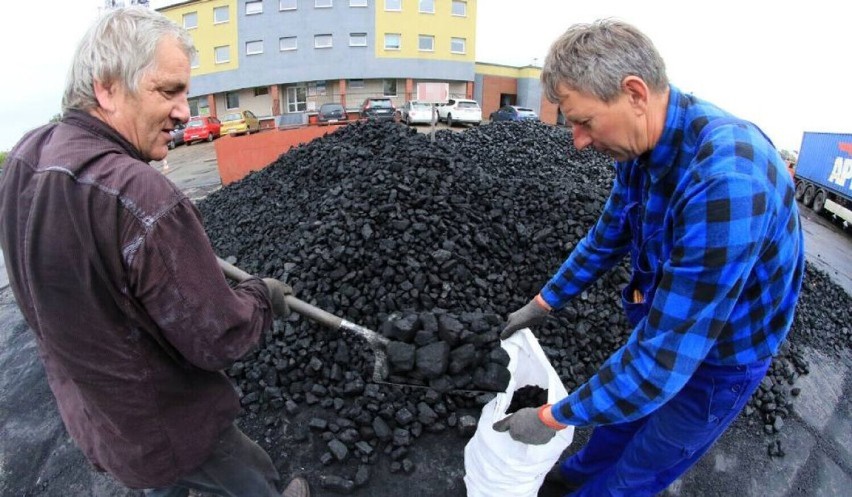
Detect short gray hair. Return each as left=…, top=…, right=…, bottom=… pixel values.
left=62, top=6, right=195, bottom=113
left=541, top=19, right=668, bottom=104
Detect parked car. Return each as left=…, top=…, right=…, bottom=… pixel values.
left=397, top=100, right=435, bottom=125
left=317, top=103, right=348, bottom=125
left=183, top=116, right=221, bottom=145
left=489, top=105, right=539, bottom=122
left=168, top=122, right=185, bottom=150
left=220, top=110, right=260, bottom=136
left=359, top=97, right=396, bottom=121
left=436, top=98, right=482, bottom=126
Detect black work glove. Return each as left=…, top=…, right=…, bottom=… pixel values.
left=262, top=278, right=293, bottom=317
left=500, top=296, right=551, bottom=340
left=492, top=407, right=558, bottom=445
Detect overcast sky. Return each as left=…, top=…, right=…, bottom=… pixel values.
left=1, top=1, right=847, bottom=153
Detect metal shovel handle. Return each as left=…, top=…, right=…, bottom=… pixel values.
left=217, top=257, right=343, bottom=329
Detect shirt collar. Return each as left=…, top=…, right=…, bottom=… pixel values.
left=645, top=84, right=688, bottom=183
left=62, top=110, right=147, bottom=162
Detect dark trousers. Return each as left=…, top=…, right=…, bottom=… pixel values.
left=560, top=358, right=771, bottom=497
left=144, top=424, right=281, bottom=497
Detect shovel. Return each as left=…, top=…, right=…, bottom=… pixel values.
left=216, top=257, right=390, bottom=382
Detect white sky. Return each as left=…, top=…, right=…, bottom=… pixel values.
left=0, top=0, right=847, bottom=153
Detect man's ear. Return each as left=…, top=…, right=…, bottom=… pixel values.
left=93, top=79, right=117, bottom=113
left=621, top=76, right=649, bottom=114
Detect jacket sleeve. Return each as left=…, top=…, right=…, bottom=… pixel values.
left=128, top=198, right=274, bottom=371
left=540, top=164, right=631, bottom=309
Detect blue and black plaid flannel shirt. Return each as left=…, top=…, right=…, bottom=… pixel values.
left=543, top=85, right=805, bottom=427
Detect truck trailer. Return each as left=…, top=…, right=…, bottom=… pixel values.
left=793, top=132, right=852, bottom=224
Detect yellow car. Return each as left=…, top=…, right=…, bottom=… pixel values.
left=220, top=110, right=260, bottom=136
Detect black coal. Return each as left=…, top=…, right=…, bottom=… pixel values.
left=198, top=120, right=850, bottom=488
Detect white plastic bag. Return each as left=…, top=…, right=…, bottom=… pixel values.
left=463, top=328, right=574, bottom=497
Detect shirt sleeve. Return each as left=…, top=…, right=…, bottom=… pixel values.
left=552, top=159, right=770, bottom=427
left=540, top=164, right=631, bottom=309
left=128, top=198, right=274, bottom=371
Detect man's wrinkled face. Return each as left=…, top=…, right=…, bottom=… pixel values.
left=100, top=36, right=191, bottom=161
left=557, top=83, right=644, bottom=162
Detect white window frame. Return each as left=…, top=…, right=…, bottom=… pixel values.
left=214, top=45, right=230, bottom=64
left=315, top=0, right=333, bottom=7
left=419, top=0, right=434, bottom=14
left=213, top=6, right=229, bottom=24
left=182, top=12, right=197, bottom=29
left=384, top=33, right=401, bottom=50
left=348, top=79, right=365, bottom=89
left=225, top=92, right=240, bottom=110
left=286, top=86, right=307, bottom=113
left=418, top=34, right=434, bottom=52
left=190, top=51, right=200, bottom=68
left=280, top=0, right=297, bottom=10
left=451, top=0, right=466, bottom=17
left=246, top=40, right=264, bottom=55
left=349, top=0, right=367, bottom=6
left=384, top=0, right=401, bottom=11
left=450, top=37, right=466, bottom=54
left=246, top=1, right=263, bottom=15
left=349, top=33, right=367, bottom=47
left=314, top=34, right=333, bottom=49
left=383, top=79, right=398, bottom=97
left=280, top=36, right=298, bottom=51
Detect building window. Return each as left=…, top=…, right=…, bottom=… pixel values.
left=314, top=34, right=333, bottom=48
left=226, top=92, right=240, bottom=110
left=348, top=79, right=365, bottom=89
left=190, top=51, right=200, bottom=68
left=315, top=0, right=332, bottom=7
left=384, top=0, right=401, bottom=11
left=450, top=37, right=466, bottom=54
left=246, top=40, right=263, bottom=55
left=213, top=6, right=229, bottom=23
left=419, top=0, right=434, bottom=13
left=287, top=86, right=307, bottom=112
left=418, top=35, right=434, bottom=51
left=190, top=97, right=209, bottom=117
left=246, top=1, right=263, bottom=15
left=451, top=0, right=466, bottom=16
left=254, top=86, right=270, bottom=97
left=384, top=33, right=401, bottom=50
left=383, top=79, right=397, bottom=97
left=350, top=0, right=367, bottom=6
left=280, top=0, right=297, bottom=9
left=182, top=12, right=197, bottom=29
left=349, top=33, right=367, bottom=46
left=280, top=36, right=298, bottom=51
left=214, top=45, right=230, bottom=63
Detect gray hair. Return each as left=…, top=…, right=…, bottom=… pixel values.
left=541, top=19, right=668, bottom=104
left=62, top=6, right=195, bottom=113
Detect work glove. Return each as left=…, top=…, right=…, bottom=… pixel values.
left=492, top=406, right=559, bottom=445
left=500, top=295, right=551, bottom=340
left=262, top=278, right=293, bottom=317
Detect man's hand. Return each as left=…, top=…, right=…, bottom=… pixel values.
left=262, top=278, right=293, bottom=317
left=500, top=295, right=551, bottom=340
left=492, top=406, right=559, bottom=445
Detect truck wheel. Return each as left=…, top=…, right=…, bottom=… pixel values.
left=802, top=185, right=816, bottom=207
left=812, top=189, right=827, bottom=213
left=794, top=181, right=806, bottom=201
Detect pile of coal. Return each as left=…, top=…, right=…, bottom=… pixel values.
left=381, top=311, right=511, bottom=393
left=198, top=119, right=851, bottom=488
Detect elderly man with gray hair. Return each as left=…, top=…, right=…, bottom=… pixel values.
left=0, top=7, right=307, bottom=497
left=495, top=19, right=804, bottom=496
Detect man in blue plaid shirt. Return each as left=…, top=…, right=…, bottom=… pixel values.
left=493, top=19, right=804, bottom=496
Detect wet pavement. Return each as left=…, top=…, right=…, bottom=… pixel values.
left=1, top=130, right=850, bottom=496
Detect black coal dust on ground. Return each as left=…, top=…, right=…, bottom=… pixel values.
left=198, top=120, right=850, bottom=492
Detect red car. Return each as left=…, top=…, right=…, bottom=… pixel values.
left=183, top=116, right=221, bottom=145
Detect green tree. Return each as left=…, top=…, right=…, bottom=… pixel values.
left=49, top=113, right=63, bottom=123
left=0, top=151, right=7, bottom=171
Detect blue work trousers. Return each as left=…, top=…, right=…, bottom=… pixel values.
left=561, top=358, right=771, bottom=497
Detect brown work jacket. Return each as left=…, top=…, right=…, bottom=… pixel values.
left=0, top=111, right=272, bottom=489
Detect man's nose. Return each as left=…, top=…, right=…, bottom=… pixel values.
left=572, top=126, right=592, bottom=150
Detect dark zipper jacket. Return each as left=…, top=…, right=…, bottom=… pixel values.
left=0, top=111, right=273, bottom=488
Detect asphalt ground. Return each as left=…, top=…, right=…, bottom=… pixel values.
left=1, top=125, right=850, bottom=496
